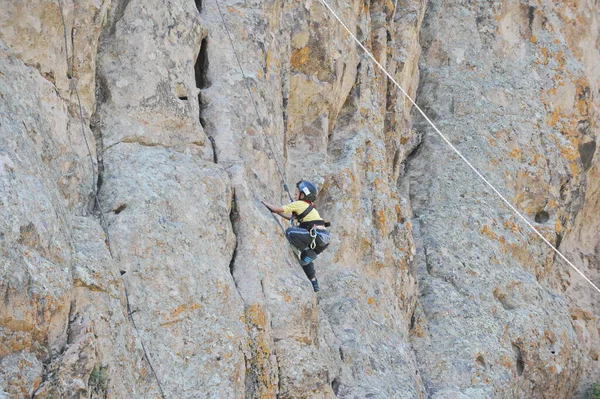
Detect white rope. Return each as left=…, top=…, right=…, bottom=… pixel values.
left=317, top=0, right=600, bottom=294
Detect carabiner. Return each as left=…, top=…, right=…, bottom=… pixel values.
left=309, top=227, right=317, bottom=249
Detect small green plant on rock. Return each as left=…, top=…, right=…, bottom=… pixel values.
left=89, top=364, right=109, bottom=397
left=590, top=383, right=600, bottom=399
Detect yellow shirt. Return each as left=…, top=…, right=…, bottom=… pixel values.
left=282, top=201, right=322, bottom=222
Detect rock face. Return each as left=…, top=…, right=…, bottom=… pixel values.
left=0, top=0, right=598, bottom=399
left=409, top=1, right=600, bottom=397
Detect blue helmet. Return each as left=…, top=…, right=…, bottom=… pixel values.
left=297, top=180, right=317, bottom=202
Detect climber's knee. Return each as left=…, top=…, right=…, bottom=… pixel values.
left=299, top=249, right=317, bottom=266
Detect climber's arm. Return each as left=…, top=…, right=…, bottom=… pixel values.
left=262, top=201, right=293, bottom=220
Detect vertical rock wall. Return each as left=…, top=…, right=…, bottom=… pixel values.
left=0, top=0, right=598, bottom=398
left=0, top=1, right=156, bottom=398
left=545, top=0, right=600, bottom=396
left=409, top=0, right=599, bottom=397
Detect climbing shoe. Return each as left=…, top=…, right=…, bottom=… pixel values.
left=311, top=279, right=321, bottom=292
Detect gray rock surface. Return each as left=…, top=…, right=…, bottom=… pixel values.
left=408, top=0, right=599, bottom=397
left=0, top=0, right=598, bottom=398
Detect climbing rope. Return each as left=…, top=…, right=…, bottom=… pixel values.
left=122, top=277, right=166, bottom=398
left=316, top=0, right=600, bottom=294
left=57, top=0, right=114, bottom=258
left=57, top=2, right=166, bottom=397
left=213, top=0, right=294, bottom=203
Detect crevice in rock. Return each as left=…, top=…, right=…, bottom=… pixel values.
left=88, top=115, right=113, bottom=259
left=534, top=210, right=549, bottom=224
left=579, top=140, right=596, bottom=171
left=89, top=116, right=105, bottom=214
left=223, top=186, right=259, bottom=399
left=555, top=233, right=563, bottom=249
left=281, top=63, right=289, bottom=163
left=527, top=6, right=536, bottom=29
left=3, top=281, right=9, bottom=306
left=102, top=136, right=203, bottom=154
left=113, top=203, right=127, bottom=214
left=229, top=191, right=239, bottom=276
left=194, top=37, right=217, bottom=162
left=275, top=349, right=283, bottom=399
left=476, top=354, right=487, bottom=370
left=68, top=28, right=75, bottom=79
left=208, top=136, right=218, bottom=163
left=384, top=73, right=400, bottom=175
left=513, top=343, right=525, bottom=376
left=195, top=0, right=202, bottom=13
left=35, top=352, right=62, bottom=398
left=424, top=247, right=433, bottom=277
left=403, top=134, right=424, bottom=170
left=195, top=37, right=210, bottom=90
left=95, top=73, right=111, bottom=107
left=326, top=62, right=362, bottom=158
left=109, top=0, right=132, bottom=37
left=331, top=377, right=341, bottom=395
left=33, top=300, right=78, bottom=398
left=199, top=102, right=207, bottom=129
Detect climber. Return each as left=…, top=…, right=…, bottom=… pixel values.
left=262, top=180, right=331, bottom=292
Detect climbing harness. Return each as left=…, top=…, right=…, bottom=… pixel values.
left=295, top=201, right=315, bottom=221
left=290, top=203, right=313, bottom=228
left=315, top=0, right=600, bottom=294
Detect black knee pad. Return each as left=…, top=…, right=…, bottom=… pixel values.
left=299, top=249, right=317, bottom=266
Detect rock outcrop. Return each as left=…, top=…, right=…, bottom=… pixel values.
left=409, top=0, right=596, bottom=396
left=0, top=0, right=598, bottom=398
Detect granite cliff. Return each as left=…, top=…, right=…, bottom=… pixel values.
left=0, top=0, right=598, bottom=398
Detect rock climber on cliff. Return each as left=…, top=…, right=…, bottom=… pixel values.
left=262, top=180, right=330, bottom=292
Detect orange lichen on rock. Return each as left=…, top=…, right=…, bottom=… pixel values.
left=562, top=142, right=580, bottom=162
left=570, top=307, right=594, bottom=321
left=395, top=204, right=403, bottom=223
left=377, top=209, right=387, bottom=231
left=480, top=225, right=497, bottom=240
left=508, top=148, right=522, bottom=159
left=547, top=106, right=562, bottom=127
left=290, top=47, right=310, bottom=69
left=247, top=304, right=267, bottom=328
left=412, top=319, right=426, bottom=338
left=245, top=304, right=277, bottom=396
left=499, top=354, right=513, bottom=368
left=540, top=47, right=550, bottom=65
left=169, top=302, right=201, bottom=318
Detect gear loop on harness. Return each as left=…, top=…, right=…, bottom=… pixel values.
left=309, top=227, right=317, bottom=249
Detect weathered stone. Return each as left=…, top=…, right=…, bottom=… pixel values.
left=408, top=0, right=599, bottom=397
left=0, top=40, right=73, bottom=397
left=1, top=0, right=599, bottom=398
